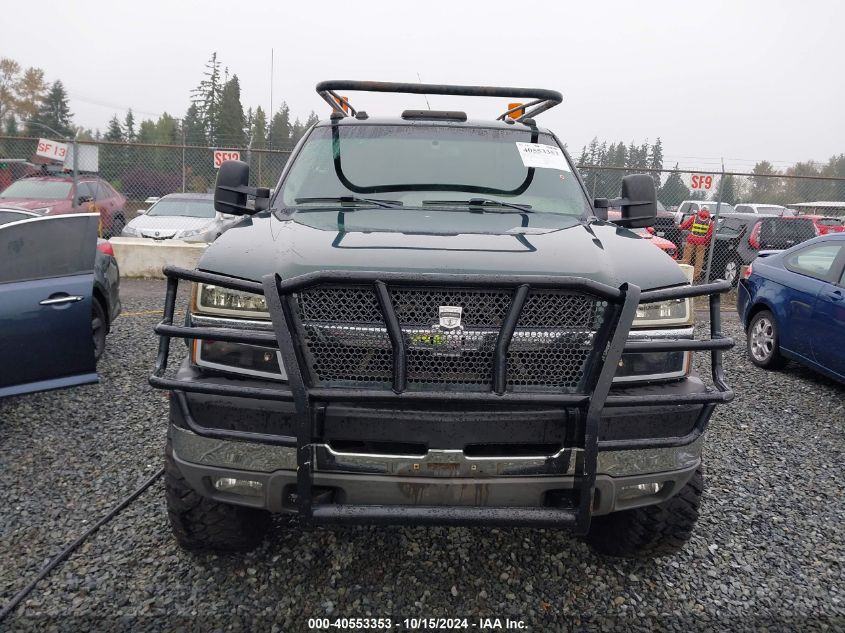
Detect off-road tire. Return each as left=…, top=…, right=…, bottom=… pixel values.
left=164, top=439, right=270, bottom=552
left=747, top=309, right=788, bottom=369
left=586, top=467, right=704, bottom=558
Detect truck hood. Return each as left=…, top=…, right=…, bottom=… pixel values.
left=198, top=208, right=688, bottom=291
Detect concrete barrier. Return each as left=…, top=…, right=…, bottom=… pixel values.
left=109, top=238, right=207, bottom=278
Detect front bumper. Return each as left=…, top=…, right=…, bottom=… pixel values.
left=151, top=267, right=733, bottom=532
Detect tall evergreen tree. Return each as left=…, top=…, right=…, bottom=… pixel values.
left=191, top=52, right=223, bottom=144
left=28, top=80, right=73, bottom=137
left=251, top=106, right=268, bottom=149
left=105, top=115, right=124, bottom=142
left=123, top=109, right=136, bottom=141
left=216, top=75, right=245, bottom=147
left=182, top=104, right=206, bottom=145
left=304, top=111, right=319, bottom=129
left=648, top=138, right=664, bottom=188
left=658, top=164, right=690, bottom=206
left=269, top=102, right=291, bottom=148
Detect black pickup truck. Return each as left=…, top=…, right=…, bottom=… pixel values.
left=150, top=81, right=733, bottom=558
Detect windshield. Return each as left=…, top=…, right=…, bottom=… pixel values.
left=147, top=198, right=215, bottom=218
left=0, top=180, right=71, bottom=200
left=279, top=125, right=591, bottom=216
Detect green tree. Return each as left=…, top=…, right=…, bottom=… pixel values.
left=748, top=161, right=782, bottom=203
left=4, top=113, right=18, bottom=135
left=290, top=117, right=305, bottom=145
left=123, top=109, right=136, bottom=141
left=648, top=137, right=664, bottom=188
left=250, top=106, right=267, bottom=149
left=28, top=80, right=73, bottom=138
left=657, top=165, right=690, bottom=206
left=105, top=115, right=124, bottom=142
left=304, top=110, right=319, bottom=129
left=191, top=52, right=223, bottom=143
left=269, top=102, right=291, bottom=148
left=713, top=174, right=738, bottom=205
left=182, top=104, right=206, bottom=145
left=0, top=58, right=21, bottom=123
left=216, top=75, right=245, bottom=147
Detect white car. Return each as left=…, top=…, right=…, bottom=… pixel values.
left=121, top=193, right=239, bottom=242
left=733, top=203, right=792, bottom=216
left=673, top=200, right=736, bottom=225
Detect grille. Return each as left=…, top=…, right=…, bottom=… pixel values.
left=294, top=285, right=610, bottom=392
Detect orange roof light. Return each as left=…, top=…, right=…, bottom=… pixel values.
left=507, top=102, right=525, bottom=119
left=334, top=95, right=350, bottom=113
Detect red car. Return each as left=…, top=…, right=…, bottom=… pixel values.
left=804, top=214, right=845, bottom=235
left=608, top=210, right=678, bottom=258
left=0, top=174, right=128, bottom=237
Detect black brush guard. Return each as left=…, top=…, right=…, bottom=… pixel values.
left=150, top=267, right=734, bottom=533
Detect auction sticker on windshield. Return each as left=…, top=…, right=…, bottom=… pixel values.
left=515, top=142, right=569, bottom=171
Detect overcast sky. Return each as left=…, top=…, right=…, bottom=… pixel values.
left=4, top=0, right=843, bottom=171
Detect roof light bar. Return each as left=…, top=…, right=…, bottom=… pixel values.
left=315, top=80, right=562, bottom=122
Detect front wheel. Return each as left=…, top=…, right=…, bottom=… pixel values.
left=586, top=468, right=703, bottom=558
left=164, top=439, right=271, bottom=552
left=747, top=309, right=787, bottom=369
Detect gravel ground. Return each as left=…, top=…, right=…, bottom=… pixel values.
left=1, top=279, right=843, bottom=632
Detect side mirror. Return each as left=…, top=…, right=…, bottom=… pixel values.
left=592, top=198, right=609, bottom=221
left=616, top=174, right=657, bottom=228
left=214, top=160, right=270, bottom=215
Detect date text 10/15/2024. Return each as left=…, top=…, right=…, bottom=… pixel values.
left=307, top=617, right=527, bottom=630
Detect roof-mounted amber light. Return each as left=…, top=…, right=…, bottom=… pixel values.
left=507, top=102, right=525, bottom=119
left=334, top=95, right=350, bottom=113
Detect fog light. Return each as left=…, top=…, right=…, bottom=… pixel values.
left=213, top=477, right=264, bottom=497
left=618, top=482, right=662, bottom=500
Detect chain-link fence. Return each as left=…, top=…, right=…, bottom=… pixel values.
left=0, top=135, right=291, bottom=215
left=2, top=135, right=843, bottom=288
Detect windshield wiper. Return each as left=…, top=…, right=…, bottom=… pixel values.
left=295, top=196, right=403, bottom=209
left=422, top=198, right=533, bottom=213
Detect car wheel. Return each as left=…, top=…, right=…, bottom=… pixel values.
left=107, top=215, right=126, bottom=238
left=747, top=309, right=787, bottom=369
left=92, top=298, right=107, bottom=363
left=586, top=467, right=703, bottom=559
left=722, top=258, right=740, bottom=287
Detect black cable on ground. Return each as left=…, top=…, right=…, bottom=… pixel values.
left=0, top=467, right=165, bottom=622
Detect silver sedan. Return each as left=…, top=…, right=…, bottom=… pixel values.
left=121, top=193, right=239, bottom=242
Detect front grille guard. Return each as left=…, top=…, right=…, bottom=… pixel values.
left=150, top=266, right=734, bottom=532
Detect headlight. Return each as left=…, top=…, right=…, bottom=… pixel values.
left=122, top=225, right=140, bottom=236
left=193, top=283, right=269, bottom=318
left=633, top=298, right=692, bottom=328
left=177, top=227, right=210, bottom=239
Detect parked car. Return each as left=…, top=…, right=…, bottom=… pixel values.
left=650, top=201, right=684, bottom=251
left=737, top=233, right=845, bottom=383
left=0, top=159, right=38, bottom=192
left=0, top=210, right=121, bottom=398
left=800, top=214, right=845, bottom=235
left=709, top=214, right=824, bottom=286
left=608, top=210, right=678, bottom=258
left=0, top=207, right=120, bottom=362
left=733, top=203, right=790, bottom=216
left=674, top=200, right=736, bottom=226
left=0, top=173, right=128, bottom=237
left=148, top=80, right=732, bottom=558
left=121, top=193, right=238, bottom=242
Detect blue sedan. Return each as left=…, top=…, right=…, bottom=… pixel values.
left=737, top=233, right=845, bottom=383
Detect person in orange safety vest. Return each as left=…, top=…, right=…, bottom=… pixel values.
left=679, top=208, right=714, bottom=280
